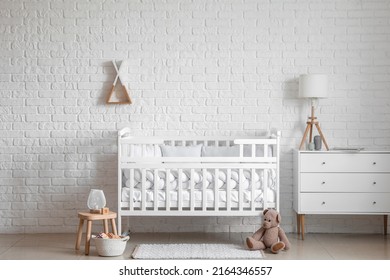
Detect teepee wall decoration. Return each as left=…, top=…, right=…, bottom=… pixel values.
left=106, top=60, right=132, bottom=104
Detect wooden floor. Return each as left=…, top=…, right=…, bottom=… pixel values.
left=0, top=232, right=389, bottom=260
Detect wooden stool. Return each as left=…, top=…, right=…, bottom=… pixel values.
left=75, top=211, right=117, bottom=255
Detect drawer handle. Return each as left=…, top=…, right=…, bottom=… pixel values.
left=373, top=162, right=377, bottom=165
left=321, top=201, right=326, bottom=205
left=373, top=181, right=377, bottom=185
left=373, top=201, right=377, bottom=205
left=322, top=181, right=326, bottom=185
left=322, top=162, right=326, bottom=165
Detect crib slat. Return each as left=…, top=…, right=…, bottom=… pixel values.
left=214, top=168, right=219, bottom=210
left=263, top=169, right=268, bottom=210
left=226, top=168, right=231, bottom=211
left=190, top=169, right=195, bottom=211
left=251, top=168, right=255, bottom=211
left=166, top=169, right=171, bottom=212
left=141, top=169, right=146, bottom=211
left=178, top=168, right=183, bottom=211
left=154, top=145, right=160, bottom=157
left=154, top=169, right=158, bottom=211
left=251, top=144, right=255, bottom=158
left=264, top=144, right=268, bottom=157
left=202, top=168, right=207, bottom=212
left=129, top=169, right=134, bottom=211
left=239, top=168, right=243, bottom=212
left=239, top=145, right=243, bottom=157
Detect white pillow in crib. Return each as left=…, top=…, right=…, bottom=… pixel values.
left=130, top=144, right=162, bottom=157
left=160, top=145, right=202, bottom=157
left=201, top=146, right=239, bottom=157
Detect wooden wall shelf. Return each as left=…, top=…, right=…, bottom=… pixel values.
left=106, top=60, right=132, bottom=105
left=106, top=84, right=132, bottom=104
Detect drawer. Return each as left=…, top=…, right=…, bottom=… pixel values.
left=300, top=193, right=390, bottom=213
left=300, top=173, right=390, bottom=193
left=300, top=153, right=390, bottom=172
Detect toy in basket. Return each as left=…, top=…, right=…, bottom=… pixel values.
left=92, top=232, right=130, bottom=257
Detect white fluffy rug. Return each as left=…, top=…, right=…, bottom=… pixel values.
left=131, top=243, right=264, bottom=259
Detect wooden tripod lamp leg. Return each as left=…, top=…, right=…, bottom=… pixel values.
left=299, top=123, right=312, bottom=150
left=309, top=106, right=315, bottom=143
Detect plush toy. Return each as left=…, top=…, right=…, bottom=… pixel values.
left=246, top=209, right=290, bottom=254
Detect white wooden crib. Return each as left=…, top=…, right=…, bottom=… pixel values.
left=117, top=128, right=280, bottom=234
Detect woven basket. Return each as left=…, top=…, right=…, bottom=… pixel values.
left=92, top=235, right=130, bottom=257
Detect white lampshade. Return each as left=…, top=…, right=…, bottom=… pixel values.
left=299, top=74, right=328, bottom=99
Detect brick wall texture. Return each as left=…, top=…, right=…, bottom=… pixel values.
left=1, top=0, right=390, bottom=233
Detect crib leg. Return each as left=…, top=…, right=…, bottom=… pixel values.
left=117, top=215, right=121, bottom=235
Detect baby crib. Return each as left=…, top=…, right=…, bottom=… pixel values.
left=117, top=127, right=280, bottom=233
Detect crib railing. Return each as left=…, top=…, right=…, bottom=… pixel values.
left=118, top=138, right=279, bottom=163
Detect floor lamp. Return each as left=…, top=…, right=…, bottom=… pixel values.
left=298, top=74, right=329, bottom=151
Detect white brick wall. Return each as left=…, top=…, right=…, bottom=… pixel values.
left=1, top=0, right=390, bottom=234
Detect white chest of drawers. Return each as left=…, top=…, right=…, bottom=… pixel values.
left=293, top=150, right=390, bottom=239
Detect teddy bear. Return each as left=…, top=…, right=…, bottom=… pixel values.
left=246, top=209, right=290, bottom=254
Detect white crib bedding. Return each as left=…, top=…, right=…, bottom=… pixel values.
left=122, top=168, right=276, bottom=191
left=121, top=187, right=276, bottom=204
left=121, top=168, right=277, bottom=205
